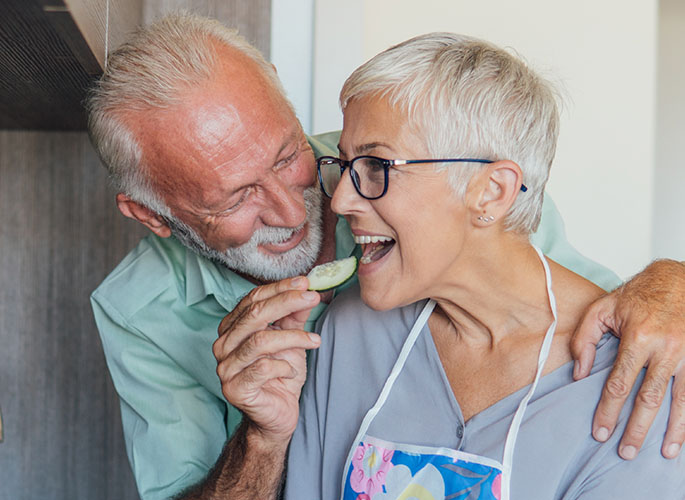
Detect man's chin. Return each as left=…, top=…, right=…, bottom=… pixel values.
left=257, top=223, right=308, bottom=256
left=216, top=249, right=316, bottom=283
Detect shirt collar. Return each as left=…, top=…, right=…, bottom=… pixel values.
left=184, top=249, right=254, bottom=311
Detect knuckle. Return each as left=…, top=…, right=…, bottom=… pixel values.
left=636, top=386, right=664, bottom=410
left=646, top=365, right=673, bottom=388
left=212, top=338, right=222, bottom=359
left=628, top=329, right=652, bottom=348
left=664, top=333, right=685, bottom=355
left=215, top=360, right=229, bottom=382
left=218, top=313, right=232, bottom=333
left=246, top=286, right=264, bottom=304
left=605, top=376, right=632, bottom=400
left=238, top=331, right=269, bottom=361
left=247, top=330, right=269, bottom=351
left=245, top=300, right=267, bottom=322
left=249, top=357, right=272, bottom=380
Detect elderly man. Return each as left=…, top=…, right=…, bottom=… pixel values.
left=88, top=13, right=685, bottom=500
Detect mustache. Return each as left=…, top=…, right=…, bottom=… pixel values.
left=241, top=186, right=320, bottom=245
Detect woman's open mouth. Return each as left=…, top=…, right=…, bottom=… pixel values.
left=354, top=234, right=395, bottom=264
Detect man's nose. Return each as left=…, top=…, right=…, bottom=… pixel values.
left=262, top=177, right=307, bottom=227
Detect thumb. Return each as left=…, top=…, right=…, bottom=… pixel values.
left=571, top=294, right=618, bottom=380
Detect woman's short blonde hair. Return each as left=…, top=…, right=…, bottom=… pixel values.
left=340, top=33, right=561, bottom=234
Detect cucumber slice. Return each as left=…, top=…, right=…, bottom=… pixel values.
left=307, top=256, right=357, bottom=291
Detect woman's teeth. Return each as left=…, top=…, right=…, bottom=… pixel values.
left=355, top=235, right=395, bottom=264
left=354, top=235, right=393, bottom=244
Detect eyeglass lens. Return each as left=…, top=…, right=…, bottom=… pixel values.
left=319, top=158, right=342, bottom=197
left=319, top=157, right=387, bottom=198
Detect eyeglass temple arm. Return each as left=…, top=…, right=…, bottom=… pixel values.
left=397, top=159, right=527, bottom=192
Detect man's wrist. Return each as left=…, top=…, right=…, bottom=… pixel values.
left=243, top=420, right=292, bottom=457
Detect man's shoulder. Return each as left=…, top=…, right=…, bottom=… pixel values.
left=307, top=131, right=341, bottom=158
left=91, top=234, right=187, bottom=319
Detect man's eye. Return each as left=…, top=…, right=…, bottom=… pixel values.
left=222, top=187, right=252, bottom=214
left=275, top=147, right=300, bottom=171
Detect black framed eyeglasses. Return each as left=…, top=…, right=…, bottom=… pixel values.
left=316, top=155, right=528, bottom=200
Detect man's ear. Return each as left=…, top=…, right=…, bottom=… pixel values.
left=116, top=193, right=172, bottom=238
left=470, top=160, right=524, bottom=223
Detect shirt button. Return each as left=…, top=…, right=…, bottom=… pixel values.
left=456, top=423, right=464, bottom=439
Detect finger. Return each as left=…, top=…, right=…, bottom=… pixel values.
left=216, top=289, right=320, bottom=355
left=218, top=276, right=310, bottom=335
left=221, top=356, right=300, bottom=405
left=216, top=329, right=320, bottom=380
left=592, top=345, right=646, bottom=445
left=570, top=295, right=617, bottom=380
left=617, top=359, right=673, bottom=459
left=662, top=366, right=685, bottom=458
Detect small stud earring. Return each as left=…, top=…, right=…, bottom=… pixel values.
left=478, top=215, right=495, bottom=223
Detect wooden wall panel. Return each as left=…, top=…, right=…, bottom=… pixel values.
left=143, top=0, right=272, bottom=58
left=0, top=0, right=271, bottom=500
left=0, top=0, right=96, bottom=129
left=0, top=131, right=147, bottom=499
left=63, top=0, right=143, bottom=70
left=0, top=2, right=272, bottom=498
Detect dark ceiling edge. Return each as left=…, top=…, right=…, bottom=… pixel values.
left=41, top=1, right=104, bottom=76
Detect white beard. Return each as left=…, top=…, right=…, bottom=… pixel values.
left=167, top=186, right=324, bottom=282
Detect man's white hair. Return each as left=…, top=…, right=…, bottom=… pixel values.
left=340, top=32, right=561, bottom=234
left=87, top=12, right=289, bottom=216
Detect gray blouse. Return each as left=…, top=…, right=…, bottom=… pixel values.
left=284, top=284, right=684, bottom=499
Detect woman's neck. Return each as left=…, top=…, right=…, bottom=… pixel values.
left=429, top=234, right=603, bottom=348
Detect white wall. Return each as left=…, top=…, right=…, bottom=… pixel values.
left=654, top=0, right=685, bottom=260
left=273, top=0, right=682, bottom=279
left=270, top=0, right=315, bottom=131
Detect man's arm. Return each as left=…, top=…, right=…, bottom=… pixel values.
left=180, top=277, right=321, bottom=500
left=572, top=259, right=685, bottom=459
left=91, top=294, right=231, bottom=500
left=176, top=420, right=288, bottom=499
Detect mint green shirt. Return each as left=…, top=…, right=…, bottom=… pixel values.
left=91, top=132, right=621, bottom=500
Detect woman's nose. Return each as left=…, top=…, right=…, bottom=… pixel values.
left=330, top=168, right=364, bottom=215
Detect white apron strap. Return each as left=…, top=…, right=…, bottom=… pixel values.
left=500, top=245, right=558, bottom=499
left=338, top=299, right=436, bottom=500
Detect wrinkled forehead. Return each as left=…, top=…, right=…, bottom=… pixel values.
left=340, top=94, right=427, bottom=157
left=126, top=71, right=302, bottom=207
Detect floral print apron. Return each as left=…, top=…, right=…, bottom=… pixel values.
left=340, top=246, right=558, bottom=500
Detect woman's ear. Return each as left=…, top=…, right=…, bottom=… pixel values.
left=116, top=193, right=172, bottom=238
left=469, top=160, right=523, bottom=226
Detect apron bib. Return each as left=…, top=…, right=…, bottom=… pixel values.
left=340, top=246, right=558, bottom=500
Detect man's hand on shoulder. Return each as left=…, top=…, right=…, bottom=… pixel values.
left=571, top=259, right=685, bottom=460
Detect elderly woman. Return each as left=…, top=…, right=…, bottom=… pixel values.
left=283, top=34, right=684, bottom=499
